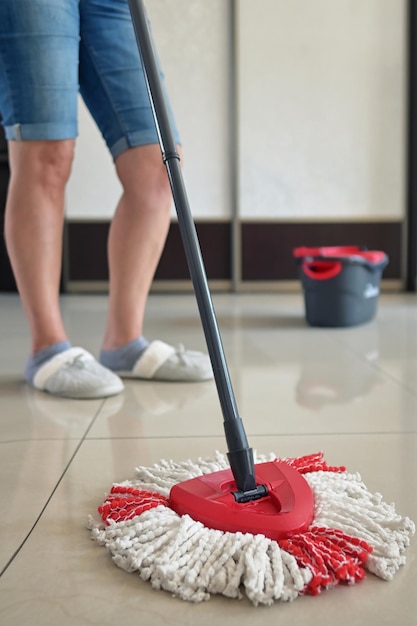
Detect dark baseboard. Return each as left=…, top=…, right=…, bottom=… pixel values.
left=65, top=219, right=403, bottom=289
left=66, top=221, right=232, bottom=283
left=241, top=221, right=402, bottom=281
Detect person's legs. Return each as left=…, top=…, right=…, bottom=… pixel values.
left=96, top=139, right=213, bottom=382
left=5, top=138, right=125, bottom=397
left=5, top=141, right=125, bottom=398
left=5, top=140, right=74, bottom=354
left=99, top=142, right=212, bottom=383
left=0, top=0, right=124, bottom=397
left=102, top=144, right=172, bottom=350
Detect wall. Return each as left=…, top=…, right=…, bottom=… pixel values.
left=238, top=0, right=406, bottom=220
left=65, top=0, right=407, bottom=289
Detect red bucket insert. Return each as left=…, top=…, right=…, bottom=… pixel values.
left=302, top=260, right=342, bottom=280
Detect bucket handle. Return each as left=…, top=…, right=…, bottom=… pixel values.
left=301, top=260, right=342, bottom=280
left=296, top=254, right=388, bottom=272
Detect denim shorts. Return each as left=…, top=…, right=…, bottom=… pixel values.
left=0, top=0, right=179, bottom=159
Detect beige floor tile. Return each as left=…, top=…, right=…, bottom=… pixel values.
left=0, top=293, right=416, bottom=626
left=88, top=345, right=417, bottom=441
left=0, top=384, right=104, bottom=443
left=0, top=439, right=80, bottom=571
left=0, top=435, right=415, bottom=626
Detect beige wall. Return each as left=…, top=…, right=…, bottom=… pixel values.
left=66, top=0, right=407, bottom=222
left=238, top=0, right=407, bottom=220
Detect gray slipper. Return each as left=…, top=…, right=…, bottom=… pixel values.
left=32, top=347, right=124, bottom=399
left=115, top=340, right=213, bottom=382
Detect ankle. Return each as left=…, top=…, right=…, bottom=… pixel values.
left=99, top=337, right=149, bottom=371
left=25, top=340, right=72, bottom=384
left=30, top=331, right=70, bottom=356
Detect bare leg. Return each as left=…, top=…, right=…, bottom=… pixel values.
left=98, top=144, right=212, bottom=382
left=5, top=140, right=75, bottom=354
left=101, top=144, right=174, bottom=350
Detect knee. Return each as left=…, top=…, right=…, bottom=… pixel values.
left=10, top=139, right=75, bottom=191
left=136, top=161, right=173, bottom=211
left=116, top=144, right=177, bottom=212
left=147, top=160, right=174, bottom=210
left=35, top=140, right=75, bottom=190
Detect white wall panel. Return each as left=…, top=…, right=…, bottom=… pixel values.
left=238, top=0, right=407, bottom=220
left=67, top=0, right=230, bottom=220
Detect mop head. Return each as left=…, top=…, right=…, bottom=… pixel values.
left=88, top=451, right=415, bottom=605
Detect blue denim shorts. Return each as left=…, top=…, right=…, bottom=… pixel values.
left=0, top=0, right=179, bottom=159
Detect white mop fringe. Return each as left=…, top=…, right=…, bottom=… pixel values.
left=89, top=506, right=312, bottom=604
left=306, top=470, right=414, bottom=581
left=88, top=451, right=415, bottom=605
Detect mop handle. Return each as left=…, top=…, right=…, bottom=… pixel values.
left=128, top=0, right=257, bottom=491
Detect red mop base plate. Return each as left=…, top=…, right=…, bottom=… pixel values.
left=169, top=460, right=315, bottom=540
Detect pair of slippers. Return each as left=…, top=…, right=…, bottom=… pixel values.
left=31, top=340, right=213, bottom=399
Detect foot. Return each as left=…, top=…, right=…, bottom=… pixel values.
left=100, top=339, right=213, bottom=382
left=25, top=344, right=124, bottom=399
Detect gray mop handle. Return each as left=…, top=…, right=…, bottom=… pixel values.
left=127, top=0, right=257, bottom=489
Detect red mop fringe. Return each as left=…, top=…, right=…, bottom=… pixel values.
left=281, top=527, right=371, bottom=594
left=99, top=486, right=169, bottom=525
left=97, top=453, right=372, bottom=594
left=281, top=451, right=346, bottom=474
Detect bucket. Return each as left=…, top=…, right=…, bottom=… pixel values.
left=293, top=246, right=389, bottom=327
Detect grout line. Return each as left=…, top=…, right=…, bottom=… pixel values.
left=0, top=399, right=106, bottom=579
left=84, top=430, right=417, bottom=441
left=0, top=437, right=97, bottom=445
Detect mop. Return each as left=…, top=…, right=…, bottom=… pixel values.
left=89, top=0, right=415, bottom=605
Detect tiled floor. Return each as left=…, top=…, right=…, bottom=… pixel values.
left=0, top=291, right=416, bottom=625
